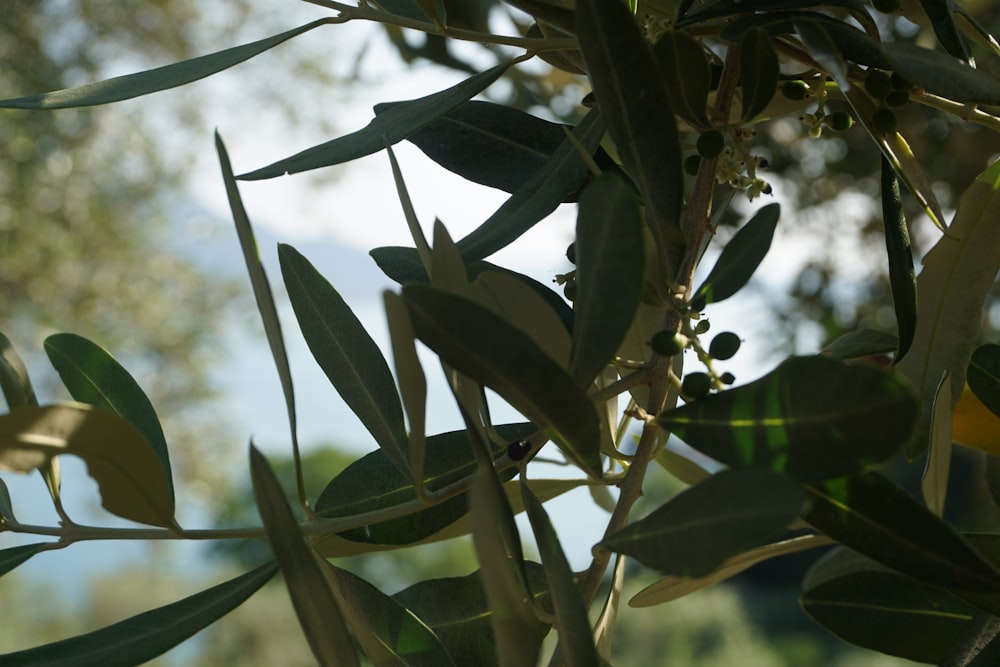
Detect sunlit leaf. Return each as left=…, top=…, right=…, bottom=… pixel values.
left=878, top=158, right=917, bottom=363
left=576, top=0, right=685, bottom=275
left=739, top=27, right=779, bottom=121
left=455, top=107, right=606, bottom=262
left=968, top=344, right=1000, bottom=418
left=238, top=63, right=510, bottom=180
left=804, top=472, right=1000, bottom=594
left=0, top=20, right=331, bottom=109
left=0, top=562, right=278, bottom=666
left=0, top=333, right=36, bottom=409
left=321, top=563, right=456, bottom=667
left=402, top=285, right=602, bottom=478
left=692, top=203, right=779, bottom=306
left=896, top=158, right=1000, bottom=456
left=653, top=31, right=711, bottom=129
left=629, top=534, right=832, bottom=607
left=44, top=333, right=173, bottom=501
left=923, top=373, right=953, bottom=517
left=657, top=356, right=917, bottom=481
left=602, top=468, right=806, bottom=576
left=250, top=446, right=358, bottom=667
left=0, top=403, right=176, bottom=527
left=0, top=543, right=55, bottom=578
left=279, top=244, right=411, bottom=479
left=821, top=328, right=898, bottom=360
left=570, top=172, right=644, bottom=385
left=952, top=383, right=1000, bottom=456
left=522, top=485, right=599, bottom=667
left=802, top=570, right=977, bottom=663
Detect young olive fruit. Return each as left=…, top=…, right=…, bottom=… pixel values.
left=684, top=154, right=702, bottom=176
left=825, top=111, right=853, bottom=132
left=507, top=439, right=532, bottom=461
left=720, top=372, right=736, bottom=385
left=563, top=281, right=577, bottom=301
left=709, top=331, right=742, bottom=360
left=682, top=372, right=712, bottom=399
left=864, top=70, right=893, bottom=100
left=566, top=242, right=576, bottom=265
left=781, top=80, right=808, bottom=100
left=873, top=0, right=900, bottom=12
left=651, top=331, right=688, bottom=356
left=872, top=108, right=898, bottom=133
left=886, top=89, right=910, bottom=108
left=697, top=130, right=725, bottom=159
left=694, top=319, right=711, bottom=335
left=689, top=294, right=707, bottom=313
left=890, top=71, right=912, bottom=91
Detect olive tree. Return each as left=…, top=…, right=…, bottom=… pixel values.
left=2, top=0, right=1000, bottom=664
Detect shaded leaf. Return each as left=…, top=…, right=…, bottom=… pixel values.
left=0, top=477, right=15, bottom=524
left=0, top=403, right=175, bottom=527
left=44, top=333, right=172, bottom=501
left=238, top=63, right=510, bottom=180
left=681, top=0, right=873, bottom=29
left=885, top=42, right=1000, bottom=104
left=896, top=158, right=1000, bottom=456
left=455, top=107, right=606, bottom=262
left=402, top=285, right=602, bottom=478
left=941, top=613, right=1000, bottom=667
left=968, top=344, right=1000, bottom=418
left=603, top=469, right=806, bottom=577
left=657, top=356, right=917, bottom=481
left=576, top=0, right=685, bottom=276
left=795, top=20, right=850, bottom=91
left=0, top=562, right=278, bottom=666
left=915, top=0, right=970, bottom=61
left=593, top=554, right=626, bottom=660
left=384, top=292, right=428, bottom=495
left=0, top=20, right=331, bottom=109
left=879, top=158, right=917, bottom=363
left=653, top=31, right=711, bottom=129
left=250, top=446, right=358, bottom=667
left=522, top=485, right=599, bottom=667
left=740, top=27, right=780, bottom=121
left=0, top=333, right=36, bottom=409
left=821, top=328, right=898, bottom=360
left=923, top=373, right=953, bottom=517
left=804, top=472, right=1000, bottom=593
left=0, top=543, right=54, bottom=578
left=692, top=203, right=779, bottom=306
left=570, top=173, right=644, bottom=385
left=279, top=244, right=411, bottom=479
left=387, top=144, right=433, bottom=273
left=802, top=570, right=977, bottom=663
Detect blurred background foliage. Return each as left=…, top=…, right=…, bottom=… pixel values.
left=1, top=0, right=998, bottom=664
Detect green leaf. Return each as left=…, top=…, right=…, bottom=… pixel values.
left=923, top=373, right=954, bottom=517
left=376, top=100, right=609, bottom=202
left=896, top=158, right=1000, bottom=456
left=402, top=285, right=603, bottom=478
left=602, top=468, right=807, bottom=577
left=879, top=157, right=917, bottom=363
left=0, top=403, right=176, bottom=527
left=0, top=333, right=37, bottom=409
left=794, top=20, right=850, bottom=91
left=44, top=333, right=173, bottom=501
left=657, top=356, right=917, bottom=481
left=250, top=446, right=359, bottom=667
left=653, top=31, right=711, bottom=129
left=278, top=244, right=411, bottom=479
left=681, top=0, right=873, bottom=29
left=968, top=344, right=1000, bottom=418
left=802, top=570, right=977, bottom=663
left=522, top=486, right=599, bottom=667
left=940, top=613, right=1000, bottom=667
left=570, top=173, right=644, bottom=385
left=804, top=472, right=1000, bottom=594
left=0, top=543, right=54, bottom=577
left=593, top=554, right=626, bottom=661
left=692, top=203, right=779, bottom=306
left=915, top=0, right=970, bottom=61
left=393, top=564, right=551, bottom=666
left=238, top=62, right=510, bottom=180
left=384, top=292, right=429, bottom=495
left=314, top=423, right=533, bottom=545
left=821, top=328, right=898, bottom=360
left=321, top=563, right=456, bottom=667
left=885, top=42, right=1000, bottom=105
left=0, top=20, right=331, bottom=109
left=0, top=477, right=15, bottom=524
left=455, top=107, right=607, bottom=262
left=576, top=0, right=686, bottom=276
left=0, top=562, right=278, bottom=666
left=739, top=27, right=780, bottom=121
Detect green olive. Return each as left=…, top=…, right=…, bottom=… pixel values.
left=682, top=372, right=712, bottom=399
left=709, top=331, right=742, bottom=360
left=826, top=111, right=854, bottom=132
left=872, top=108, right=898, bottom=134
left=651, top=331, right=688, bottom=356
left=697, top=130, right=725, bottom=159
left=886, top=89, right=910, bottom=108
left=864, top=70, right=893, bottom=100
left=781, top=80, right=808, bottom=101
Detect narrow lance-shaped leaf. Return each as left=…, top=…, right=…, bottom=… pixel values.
left=658, top=355, right=917, bottom=481
left=821, top=328, right=899, bottom=360
left=880, top=157, right=917, bottom=363
left=896, top=158, right=1000, bottom=456
left=593, top=554, right=626, bottom=660
left=571, top=172, right=644, bottom=385
left=795, top=20, right=850, bottom=91
left=0, top=20, right=332, bottom=109
left=0, top=562, right=278, bottom=667
left=923, top=373, right=953, bottom=517
left=915, top=0, right=970, bottom=61
left=384, top=292, right=428, bottom=495
left=0, top=403, right=176, bottom=528
left=250, top=446, right=359, bottom=667
left=0, top=543, right=57, bottom=578
left=653, top=31, right=711, bottom=129
left=939, top=613, right=1000, bottom=666
left=576, top=0, right=685, bottom=277
left=0, top=333, right=36, bottom=409
left=802, top=570, right=977, bottom=663
left=692, top=203, right=779, bottom=306
left=885, top=41, right=1000, bottom=105
left=602, top=468, right=807, bottom=577
left=402, top=285, right=603, bottom=478
left=740, top=27, right=780, bottom=121
left=238, top=62, right=510, bottom=180
left=279, top=244, right=411, bottom=480
left=804, top=471, right=1000, bottom=595
left=45, top=333, right=173, bottom=501
left=968, top=344, right=1000, bottom=418
left=522, top=485, right=599, bottom=667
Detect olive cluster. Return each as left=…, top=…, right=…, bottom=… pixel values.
left=784, top=79, right=855, bottom=137
left=685, top=129, right=772, bottom=200
left=864, top=69, right=915, bottom=133
left=650, top=322, right=742, bottom=400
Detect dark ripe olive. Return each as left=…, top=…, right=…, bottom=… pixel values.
left=890, top=71, right=912, bottom=91
left=872, top=108, right=898, bottom=134
left=697, top=130, right=725, bottom=159
left=507, top=439, right=532, bottom=461
left=682, top=372, right=712, bottom=399
left=694, top=319, right=711, bottom=334
left=566, top=242, right=577, bottom=264
left=781, top=80, right=808, bottom=101
left=651, top=331, right=687, bottom=356
left=709, top=331, right=742, bottom=360
left=864, top=70, right=893, bottom=100
left=886, top=89, right=910, bottom=108
left=720, top=372, right=736, bottom=385
left=684, top=154, right=702, bottom=176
